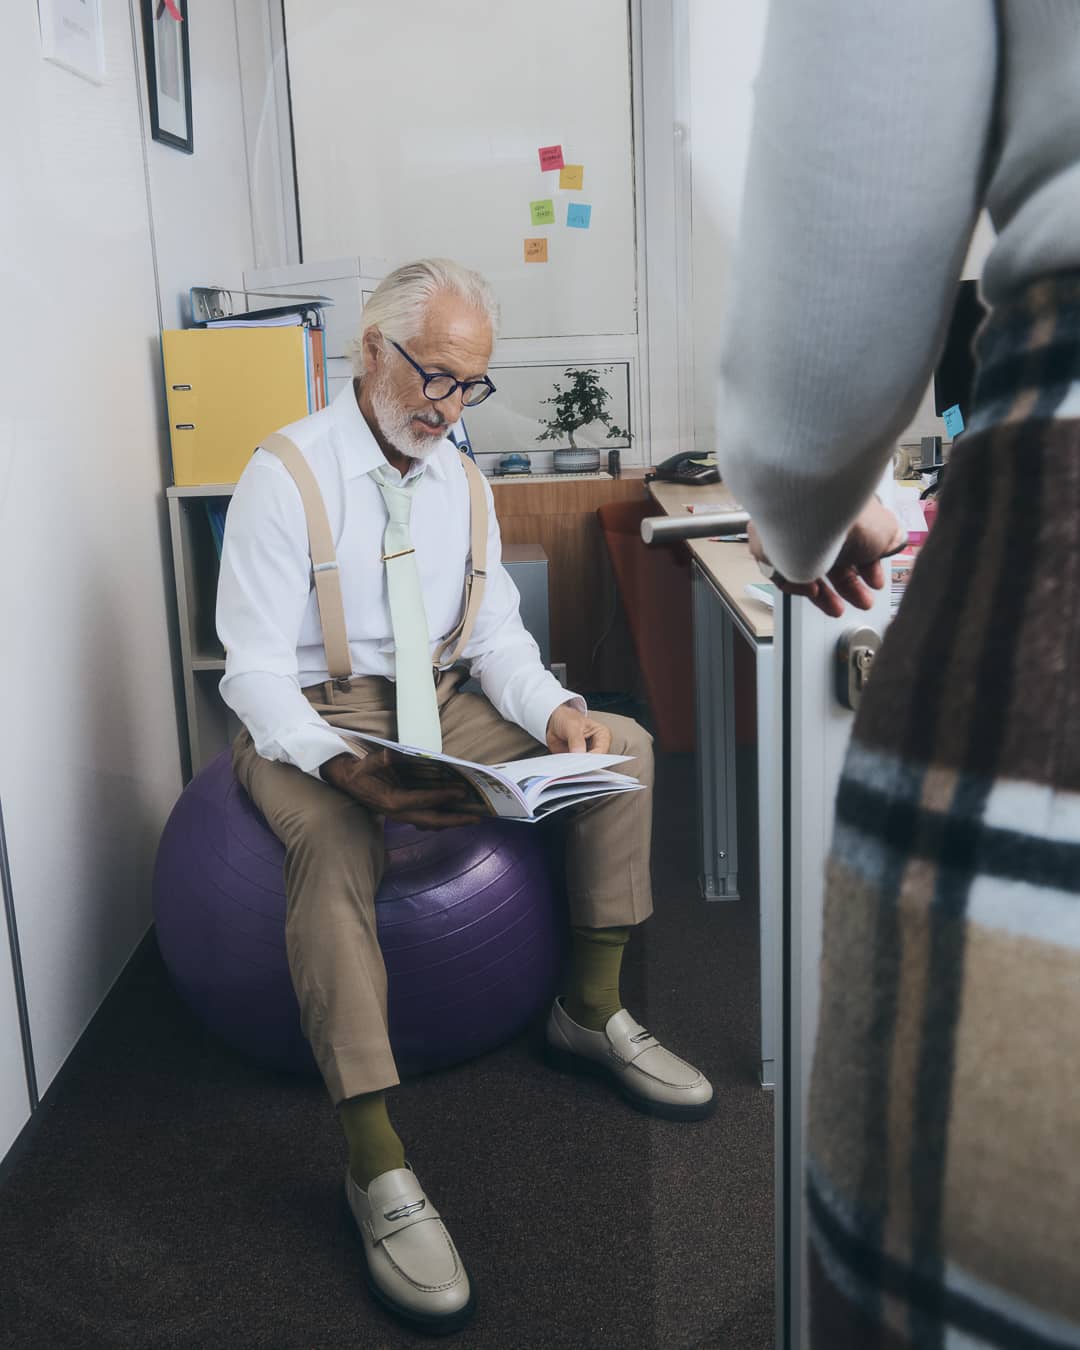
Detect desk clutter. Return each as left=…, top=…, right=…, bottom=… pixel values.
left=490, top=471, right=614, bottom=484
left=890, top=482, right=938, bottom=616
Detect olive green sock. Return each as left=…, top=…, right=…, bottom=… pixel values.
left=561, top=925, right=631, bottom=1030
left=339, top=1091, right=406, bottom=1190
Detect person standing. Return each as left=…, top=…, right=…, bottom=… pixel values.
left=716, top=3, right=1080, bottom=1345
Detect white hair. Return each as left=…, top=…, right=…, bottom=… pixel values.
left=350, top=258, right=499, bottom=377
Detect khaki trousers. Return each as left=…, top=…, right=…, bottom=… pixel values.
left=232, top=673, right=655, bottom=1104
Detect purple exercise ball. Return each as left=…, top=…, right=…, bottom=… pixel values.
left=153, top=750, right=563, bottom=1077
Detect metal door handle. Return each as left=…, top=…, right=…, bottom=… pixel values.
left=641, top=511, right=750, bottom=545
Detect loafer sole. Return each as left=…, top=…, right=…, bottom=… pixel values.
left=342, top=1193, right=476, bottom=1337
left=544, top=1042, right=716, bottom=1121
left=364, top=1268, right=476, bottom=1338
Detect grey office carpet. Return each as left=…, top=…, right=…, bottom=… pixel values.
left=0, top=749, right=773, bottom=1350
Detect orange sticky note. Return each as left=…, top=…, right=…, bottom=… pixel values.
left=524, top=238, right=549, bottom=263
left=559, top=164, right=584, bottom=190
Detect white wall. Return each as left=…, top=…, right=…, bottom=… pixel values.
left=0, top=0, right=272, bottom=1116
left=686, top=1, right=769, bottom=454
left=148, top=3, right=259, bottom=328
left=281, top=0, right=638, bottom=341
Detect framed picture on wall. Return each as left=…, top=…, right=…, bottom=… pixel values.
left=39, top=0, right=107, bottom=84
left=141, top=0, right=193, bottom=154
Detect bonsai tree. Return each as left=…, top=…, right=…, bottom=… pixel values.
left=536, top=366, right=631, bottom=449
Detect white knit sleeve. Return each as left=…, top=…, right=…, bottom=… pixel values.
left=715, top=0, right=998, bottom=581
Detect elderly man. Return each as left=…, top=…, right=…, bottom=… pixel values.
left=216, top=258, right=712, bottom=1335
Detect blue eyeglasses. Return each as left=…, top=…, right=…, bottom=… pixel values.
left=389, top=340, right=497, bottom=407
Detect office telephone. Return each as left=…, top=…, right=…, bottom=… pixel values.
left=646, top=452, right=720, bottom=487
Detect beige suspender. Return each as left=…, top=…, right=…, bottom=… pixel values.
left=260, top=433, right=489, bottom=687
left=262, top=432, right=353, bottom=684
left=433, top=453, right=488, bottom=669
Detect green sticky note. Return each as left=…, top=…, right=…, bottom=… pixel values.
left=530, top=199, right=555, bottom=226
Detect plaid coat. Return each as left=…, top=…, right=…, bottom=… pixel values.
left=807, top=276, right=1080, bottom=1349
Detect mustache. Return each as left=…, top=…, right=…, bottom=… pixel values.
left=413, top=410, right=447, bottom=428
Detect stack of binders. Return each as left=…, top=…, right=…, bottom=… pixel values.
left=162, top=291, right=330, bottom=487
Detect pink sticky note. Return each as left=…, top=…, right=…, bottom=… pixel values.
left=538, top=145, right=565, bottom=172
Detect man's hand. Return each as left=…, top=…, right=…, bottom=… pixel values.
left=545, top=703, right=612, bottom=754
left=748, top=498, right=907, bottom=619
left=320, top=750, right=488, bottom=830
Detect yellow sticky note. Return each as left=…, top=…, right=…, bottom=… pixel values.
left=559, top=164, right=584, bottom=191
left=524, top=238, right=549, bottom=263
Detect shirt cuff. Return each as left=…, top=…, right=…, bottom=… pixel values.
left=522, top=688, right=587, bottom=747
left=274, top=722, right=363, bottom=779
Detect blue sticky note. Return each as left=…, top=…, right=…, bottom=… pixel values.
left=942, top=403, right=965, bottom=438
left=567, top=202, right=592, bottom=229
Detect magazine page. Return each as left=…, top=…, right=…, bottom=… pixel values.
left=527, top=785, right=642, bottom=821
left=517, top=770, right=642, bottom=811
left=528, top=778, right=644, bottom=817
left=492, top=753, right=633, bottom=784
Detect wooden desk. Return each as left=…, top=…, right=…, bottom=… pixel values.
left=646, top=480, right=773, bottom=641
left=646, top=478, right=778, bottom=1088
left=491, top=469, right=649, bottom=693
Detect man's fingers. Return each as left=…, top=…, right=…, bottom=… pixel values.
left=860, top=560, right=886, bottom=590
left=396, top=809, right=487, bottom=831
left=832, top=567, right=876, bottom=611
left=352, top=748, right=398, bottom=779
left=584, top=721, right=612, bottom=754
left=381, top=785, right=480, bottom=813
left=807, top=581, right=846, bottom=618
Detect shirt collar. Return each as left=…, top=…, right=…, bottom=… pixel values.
left=330, top=380, right=449, bottom=483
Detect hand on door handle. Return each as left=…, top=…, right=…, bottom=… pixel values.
left=746, top=500, right=906, bottom=618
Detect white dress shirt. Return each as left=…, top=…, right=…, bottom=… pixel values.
left=217, top=381, right=583, bottom=775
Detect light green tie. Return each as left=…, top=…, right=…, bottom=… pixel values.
left=372, top=466, right=442, bottom=752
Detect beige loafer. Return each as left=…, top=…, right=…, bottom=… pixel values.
left=546, top=998, right=715, bottom=1120
left=345, top=1166, right=474, bottom=1336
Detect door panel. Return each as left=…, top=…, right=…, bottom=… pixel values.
left=775, top=578, right=892, bottom=1348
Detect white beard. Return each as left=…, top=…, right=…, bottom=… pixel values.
left=370, top=375, right=448, bottom=462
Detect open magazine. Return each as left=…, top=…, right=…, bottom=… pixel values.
left=334, top=729, right=644, bottom=823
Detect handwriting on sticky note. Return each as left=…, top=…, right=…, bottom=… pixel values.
left=559, top=164, right=584, bottom=191
left=530, top=199, right=555, bottom=226
left=524, top=238, right=549, bottom=263
left=538, top=145, right=564, bottom=172
left=942, top=403, right=965, bottom=438
left=566, top=202, right=592, bottom=229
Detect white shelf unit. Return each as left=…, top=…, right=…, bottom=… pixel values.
left=167, top=483, right=241, bottom=779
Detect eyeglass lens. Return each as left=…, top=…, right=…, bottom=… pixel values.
left=423, top=374, right=492, bottom=406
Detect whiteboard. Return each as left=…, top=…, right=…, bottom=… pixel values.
left=282, top=0, right=637, bottom=340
